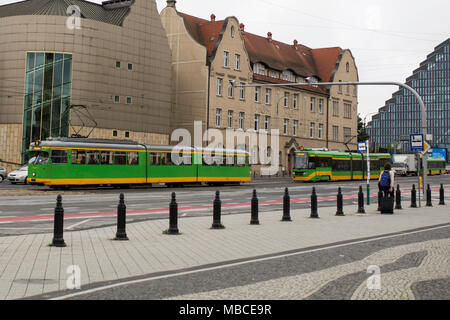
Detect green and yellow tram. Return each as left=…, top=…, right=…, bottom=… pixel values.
left=293, top=150, right=392, bottom=182
left=422, top=157, right=446, bottom=175
left=27, top=138, right=251, bottom=188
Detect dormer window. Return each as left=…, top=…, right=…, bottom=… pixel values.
left=268, top=70, right=278, bottom=79
left=282, top=70, right=294, bottom=82
left=253, top=63, right=265, bottom=76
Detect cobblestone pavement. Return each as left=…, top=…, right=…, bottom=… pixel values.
left=167, top=239, right=449, bottom=300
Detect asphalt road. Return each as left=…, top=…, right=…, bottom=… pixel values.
left=30, top=222, right=450, bottom=301
left=0, top=175, right=449, bottom=236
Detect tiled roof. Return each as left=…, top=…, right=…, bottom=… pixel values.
left=178, top=11, right=344, bottom=83
left=0, top=0, right=133, bottom=26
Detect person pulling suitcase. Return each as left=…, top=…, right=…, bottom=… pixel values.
left=379, top=163, right=395, bottom=214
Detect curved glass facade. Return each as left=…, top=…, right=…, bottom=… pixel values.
left=22, top=52, right=72, bottom=159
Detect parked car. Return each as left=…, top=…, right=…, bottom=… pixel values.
left=446, top=165, right=450, bottom=174
left=7, top=165, right=28, bottom=184
left=0, top=166, right=6, bottom=183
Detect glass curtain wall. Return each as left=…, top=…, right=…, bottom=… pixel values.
left=22, top=52, right=72, bottom=161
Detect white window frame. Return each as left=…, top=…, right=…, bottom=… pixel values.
left=293, top=94, right=299, bottom=109
left=310, top=122, right=315, bottom=139
left=265, top=88, right=272, bottom=105
left=234, top=54, right=241, bottom=70
left=255, top=87, right=261, bottom=102
left=318, top=124, right=323, bottom=139
left=228, top=80, right=234, bottom=98
left=310, top=97, right=316, bottom=113
left=283, top=119, right=289, bottom=135
left=216, top=108, right=222, bottom=127
left=228, top=110, right=234, bottom=128
left=239, top=112, right=245, bottom=129
left=293, top=120, right=298, bottom=136
left=254, top=114, right=260, bottom=131
left=284, top=92, right=289, bottom=108
left=319, top=99, right=324, bottom=114
left=239, top=83, right=246, bottom=100
left=264, top=116, right=271, bottom=131
left=223, top=51, right=230, bottom=68
left=216, top=78, right=223, bottom=96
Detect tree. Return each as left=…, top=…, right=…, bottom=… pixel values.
left=357, top=116, right=370, bottom=142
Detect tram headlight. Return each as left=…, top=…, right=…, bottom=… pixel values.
left=32, top=173, right=36, bottom=177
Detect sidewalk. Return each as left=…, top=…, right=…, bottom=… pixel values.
left=0, top=202, right=449, bottom=300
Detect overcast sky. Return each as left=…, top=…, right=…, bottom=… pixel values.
left=1, top=0, right=449, bottom=122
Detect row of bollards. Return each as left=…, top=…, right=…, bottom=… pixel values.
left=51, top=183, right=447, bottom=246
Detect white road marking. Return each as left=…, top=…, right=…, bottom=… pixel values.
left=66, top=219, right=92, bottom=230
left=51, top=224, right=450, bottom=300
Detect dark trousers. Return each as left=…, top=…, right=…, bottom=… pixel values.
left=380, top=186, right=394, bottom=198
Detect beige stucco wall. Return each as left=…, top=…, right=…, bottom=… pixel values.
left=328, top=50, right=359, bottom=151
left=160, top=6, right=209, bottom=139
left=0, top=0, right=172, bottom=167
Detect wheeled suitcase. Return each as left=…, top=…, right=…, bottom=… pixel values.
left=380, top=194, right=395, bottom=214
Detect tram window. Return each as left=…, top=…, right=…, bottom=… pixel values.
left=316, top=157, right=331, bottom=168
left=226, top=155, right=235, bottom=166
left=203, top=153, right=224, bottom=166
left=236, top=155, right=246, bottom=167
left=114, top=152, right=127, bottom=165
left=170, top=152, right=192, bottom=166
left=160, top=153, right=169, bottom=165
left=30, top=151, right=49, bottom=165
left=352, top=160, right=362, bottom=171
left=72, top=150, right=86, bottom=165
left=150, top=153, right=160, bottom=165
left=51, top=150, right=68, bottom=164
left=128, top=152, right=139, bottom=166
left=101, top=151, right=113, bottom=165
left=87, top=151, right=100, bottom=165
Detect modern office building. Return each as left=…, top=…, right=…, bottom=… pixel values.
left=160, top=0, right=359, bottom=175
left=0, top=0, right=173, bottom=172
left=367, top=38, right=450, bottom=157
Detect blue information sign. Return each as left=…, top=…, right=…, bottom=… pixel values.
left=410, top=134, right=424, bottom=152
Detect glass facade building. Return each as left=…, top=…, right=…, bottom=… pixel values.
left=22, top=52, right=72, bottom=159
left=367, top=39, right=450, bottom=157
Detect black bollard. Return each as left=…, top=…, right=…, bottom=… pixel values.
left=357, top=186, right=366, bottom=214
left=211, top=191, right=224, bottom=229
left=282, top=188, right=292, bottom=222
left=336, top=187, right=345, bottom=216
left=310, top=187, right=319, bottom=218
left=250, top=190, right=260, bottom=225
left=52, top=195, right=67, bottom=247
left=411, top=184, right=418, bottom=208
left=439, top=184, right=445, bottom=205
left=115, top=193, right=129, bottom=241
left=426, top=184, right=433, bottom=207
left=395, top=185, right=402, bottom=210
left=377, top=190, right=383, bottom=212
left=168, top=192, right=180, bottom=235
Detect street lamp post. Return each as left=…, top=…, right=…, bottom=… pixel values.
left=234, top=80, right=429, bottom=197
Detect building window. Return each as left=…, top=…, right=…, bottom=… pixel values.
left=310, top=122, right=315, bottom=138
left=234, top=54, right=241, bottom=70
left=284, top=92, right=290, bottom=108
left=125, top=132, right=130, bottom=138
left=318, top=124, right=324, bottom=139
left=217, top=78, right=223, bottom=96
left=319, top=99, right=324, bottom=114
left=126, top=97, right=132, bottom=104
left=216, top=109, right=222, bottom=127
left=346, top=85, right=350, bottom=95
left=293, top=120, right=298, bottom=136
left=253, top=63, right=265, bottom=75
left=228, top=110, right=234, bottom=128
left=264, top=116, right=270, bottom=131
left=338, top=80, right=343, bottom=93
left=254, top=114, right=260, bottom=130
left=113, top=130, right=118, bottom=137
left=115, top=96, right=120, bottom=103
left=223, top=51, right=229, bottom=68
left=128, top=63, right=133, bottom=71
left=344, top=127, right=352, bottom=142
left=231, top=26, right=235, bottom=38
left=346, top=62, right=350, bottom=72
left=282, top=70, right=294, bottom=82
left=255, top=87, right=261, bottom=102
left=310, top=97, right=316, bottom=113
left=228, top=80, right=234, bottom=98
left=116, top=61, right=121, bottom=68
left=344, top=103, right=352, bottom=119
left=239, top=112, right=245, bottom=129
left=293, top=94, right=299, bottom=109
left=269, top=70, right=278, bottom=78
left=332, top=125, right=339, bottom=141
left=283, top=119, right=289, bottom=135
left=333, top=100, right=339, bottom=117
left=240, top=83, right=246, bottom=100
left=265, top=88, right=272, bottom=105
left=353, top=86, right=357, bottom=97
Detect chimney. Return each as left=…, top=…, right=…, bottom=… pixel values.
left=267, top=32, right=272, bottom=41
left=240, top=23, right=245, bottom=32
left=210, top=14, right=216, bottom=22
left=293, top=39, right=298, bottom=47
left=166, top=0, right=176, bottom=8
